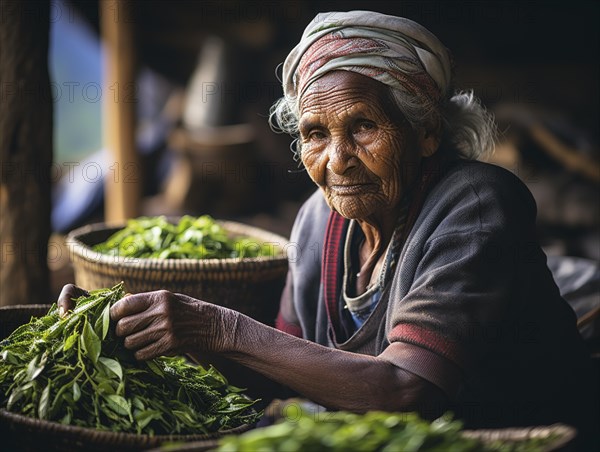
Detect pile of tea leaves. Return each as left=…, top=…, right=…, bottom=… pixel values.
left=93, top=215, right=277, bottom=259
left=216, top=409, right=562, bottom=452
left=0, top=283, right=259, bottom=435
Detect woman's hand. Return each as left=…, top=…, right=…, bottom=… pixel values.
left=110, top=290, right=239, bottom=361
left=57, top=284, right=89, bottom=317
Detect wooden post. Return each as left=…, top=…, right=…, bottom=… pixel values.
left=0, top=0, right=53, bottom=306
left=101, top=0, right=140, bottom=223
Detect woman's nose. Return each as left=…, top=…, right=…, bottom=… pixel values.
left=326, top=138, right=358, bottom=175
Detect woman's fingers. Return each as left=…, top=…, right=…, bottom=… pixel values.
left=57, top=284, right=89, bottom=317
left=110, top=292, right=155, bottom=321
left=122, top=326, right=167, bottom=352
left=107, top=290, right=234, bottom=359
left=133, top=336, right=173, bottom=361
left=114, top=311, right=155, bottom=337
left=111, top=290, right=182, bottom=358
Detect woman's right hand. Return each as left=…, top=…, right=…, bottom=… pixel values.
left=109, top=291, right=238, bottom=361
left=57, top=284, right=89, bottom=317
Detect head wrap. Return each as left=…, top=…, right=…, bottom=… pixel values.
left=282, top=11, right=452, bottom=105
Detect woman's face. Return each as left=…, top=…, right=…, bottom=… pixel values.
left=299, top=71, right=433, bottom=221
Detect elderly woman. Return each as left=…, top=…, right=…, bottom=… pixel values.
left=60, top=10, right=595, bottom=442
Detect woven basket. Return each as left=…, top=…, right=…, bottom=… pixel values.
left=0, top=304, right=51, bottom=340
left=0, top=305, right=255, bottom=451
left=0, top=409, right=251, bottom=452
left=66, top=220, right=290, bottom=326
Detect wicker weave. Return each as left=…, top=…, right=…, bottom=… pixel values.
left=0, top=304, right=51, bottom=340
left=0, top=409, right=251, bottom=452
left=66, top=221, right=290, bottom=326
left=462, top=424, right=577, bottom=451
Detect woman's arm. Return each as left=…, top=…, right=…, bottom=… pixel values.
left=109, top=290, right=448, bottom=417
left=227, top=313, right=448, bottom=416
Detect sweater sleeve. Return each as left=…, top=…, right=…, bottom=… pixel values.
left=380, top=163, right=541, bottom=401
left=275, top=190, right=330, bottom=339
left=276, top=271, right=303, bottom=337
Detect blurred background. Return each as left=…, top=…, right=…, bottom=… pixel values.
left=2, top=1, right=598, bottom=309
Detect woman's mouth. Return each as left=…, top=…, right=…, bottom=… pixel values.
left=329, top=183, right=377, bottom=195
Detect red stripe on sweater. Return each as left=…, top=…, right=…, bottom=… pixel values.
left=275, top=312, right=303, bottom=338
left=388, top=323, right=465, bottom=368
left=322, top=211, right=346, bottom=339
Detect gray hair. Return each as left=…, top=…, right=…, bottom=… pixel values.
left=269, top=85, right=497, bottom=162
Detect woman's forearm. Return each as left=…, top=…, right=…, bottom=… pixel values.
left=106, top=290, right=446, bottom=414
left=220, top=313, right=446, bottom=414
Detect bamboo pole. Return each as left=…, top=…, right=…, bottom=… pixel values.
left=100, top=0, right=140, bottom=223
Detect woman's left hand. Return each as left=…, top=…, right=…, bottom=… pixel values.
left=109, top=290, right=238, bottom=361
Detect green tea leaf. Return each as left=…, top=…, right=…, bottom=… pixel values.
left=105, top=394, right=131, bottom=417
left=96, top=380, right=117, bottom=396
left=135, top=409, right=161, bottom=430
left=72, top=381, right=81, bottom=402
left=132, top=396, right=145, bottom=411
left=80, top=319, right=101, bottom=364
left=1, top=349, right=19, bottom=364
left=26, top=353, right=47, bottom=381
left=38, top=381, right=51, bottom=419
left=101, top=303, right=111, bottom=340
left=7, top=388, right=24, bottom=410
left=172, top=410, right=198, bottom=427
left=99, top=357, right=123, bottom=380
left=146, top=360, right=164, bottom=377
left=59, top=410, right=72, bottom=425
left=63, top=331, right=78, bottom=352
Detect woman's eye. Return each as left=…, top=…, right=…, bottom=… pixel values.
left=355, top=121, right=376, bottom=133
left=307, top=130, right=326, bottom=141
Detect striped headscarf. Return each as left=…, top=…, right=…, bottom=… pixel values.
left=282, top=11, right=452, bottom=106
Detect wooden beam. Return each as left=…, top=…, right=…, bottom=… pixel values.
left=0, top=0, right=53, bottom=306
left=101, top=0, right=140, bottom=223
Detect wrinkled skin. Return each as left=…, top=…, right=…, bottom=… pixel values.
left=57, top=71, right=446, bottom=416
left=112, top=291, right=237, bottom=360
left=299, top=71, right=439, bottom=292
left=299, top=70, right=438, bottom=227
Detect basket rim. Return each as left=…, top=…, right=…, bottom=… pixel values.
left=0, top=304, right=53, bottom=311
left=462, top=422, right=578, bottom=449
left=0, top=408, right=253, bottom=445
left=66, top=220, right=291, bottom=269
